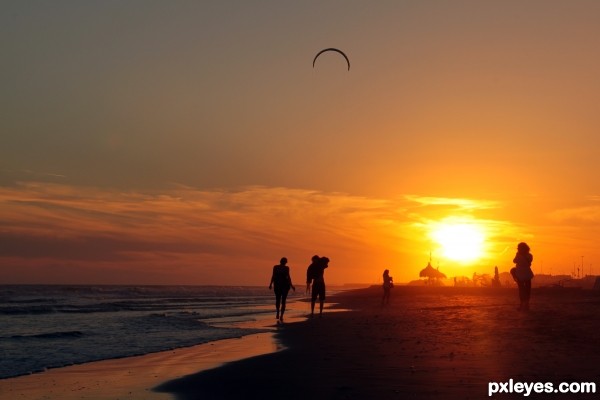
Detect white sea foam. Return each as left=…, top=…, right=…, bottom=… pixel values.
left=0, top=285, right=298, bottom=379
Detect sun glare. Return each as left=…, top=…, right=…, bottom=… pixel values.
left=430, top=221, right=485, bottom=264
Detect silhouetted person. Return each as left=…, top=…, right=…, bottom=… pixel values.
left=269, top=257, right=295, bottom=321
left=382, top=269, right=393, bottom=305
left=306, top=256, right=329, bottom=317
left=305, top=255, right=320, bottom=296
left=510, top=242, right=534, bottom=311
left=492, top=266, right=501, bottom=288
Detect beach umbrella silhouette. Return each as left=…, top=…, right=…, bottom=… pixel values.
left=419, top=262, right=447, bottom=281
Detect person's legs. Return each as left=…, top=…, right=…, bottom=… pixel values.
left=280, top=290, right=289, bottom=320
left=516, top=281, right=522, bottom=310
left=517, top=280, right=530, bottom=311
left=319, top=297, right=324, bottom=315
left=318, top=284, right=325, bottom=316
left=523, top=280, right=531, bottom=310
left=274, top=289, right=282, bottom=319
left=382, top=288, right=390, bottom=305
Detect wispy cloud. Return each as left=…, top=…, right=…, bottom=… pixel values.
left=0, top=183, right=531, bottom=284
left=1, top=169, right=67, bottom=182
left=404, top=195, right=500, bottom=210
left=0, top=183, right=411, bottom=284
left=548, top=206, right=600, bottom=224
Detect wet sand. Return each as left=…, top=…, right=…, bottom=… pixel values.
left=0, top=332, right=280, bottom=400
left=157, top=286, right=600, bottom=399
left=3, top=286, right=600, bottom=400
left=0, top=304, right=305, bottom=400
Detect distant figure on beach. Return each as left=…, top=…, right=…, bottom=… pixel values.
left=306, top=256, right=329, bottom=317
left=269, top=257, right=295, bottom=321
left=492, top=266, right=501, bottom=288
left=382, top=269, right=393, bottom=305
left=510, top=242, right=534, bottom=311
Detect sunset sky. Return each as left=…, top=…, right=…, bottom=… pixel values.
left=2, top=1, right=600, bottom=285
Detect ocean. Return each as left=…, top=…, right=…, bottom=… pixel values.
left=0, top=285, right=302, bottom=379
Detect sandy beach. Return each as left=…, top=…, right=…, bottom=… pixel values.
left=3, top=286, right=600, bottom=400
left=0, top=332, right=280, bottom=400
left=157, top=286, right=600, bottom=400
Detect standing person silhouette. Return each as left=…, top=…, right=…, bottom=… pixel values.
left=382, top=269, right=393, bottom=306
left=510, top=242, right=534, bottom=311
left=269, top=257, right=295, bottom=321
left=305, top=255, right=320, bottom=296
left=306, top=256, right=329, bottom=317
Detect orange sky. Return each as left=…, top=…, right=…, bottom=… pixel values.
left=1, top=182, right=598, bottom=285
left=2, top=2, right=600, bottom=285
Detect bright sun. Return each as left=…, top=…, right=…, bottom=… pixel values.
left=430, top=222, right=485, bottom=263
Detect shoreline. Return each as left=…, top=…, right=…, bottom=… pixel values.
left=3, top=286, right=600, bottom=399
left=0, top=284, right=297, bottom=381
left=0, top=298, right=309, bottom=400
left=0, top=332, right=279, bottom=400
left=157, top=286, right=600, bottom=399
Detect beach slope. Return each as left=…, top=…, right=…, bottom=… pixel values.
left=157, top=286, right=600, bottom=400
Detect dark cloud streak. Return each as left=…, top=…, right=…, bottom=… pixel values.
left=0, top=232, right=229, bottom=262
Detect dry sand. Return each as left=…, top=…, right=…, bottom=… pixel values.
left=3, top=286, right=600, bottom=400
left=157, top=286, right=600, bottom=400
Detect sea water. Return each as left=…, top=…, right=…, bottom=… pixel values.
left=0, top=285, right=299, bottom=379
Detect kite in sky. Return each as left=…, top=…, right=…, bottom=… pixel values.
left=312, top=48, right=350, bottom=71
